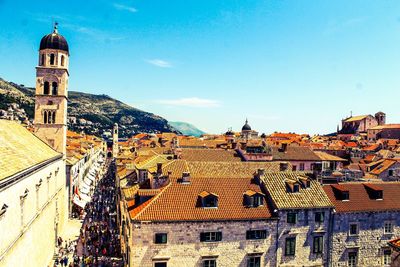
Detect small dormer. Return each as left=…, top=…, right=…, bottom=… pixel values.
left=243, top=190, right=265, bottom=207
left=285, top=179, right=300, bottom=193
left=364, top=184, right=383, bottom=200
left=298, top=176, right=311, bottom=189
left=332, top=185, right=349, bottom=201
left=198, top=191, right=218, bottom=208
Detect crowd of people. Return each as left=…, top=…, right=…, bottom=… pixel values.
left=53, top=160, right=122, bottom=267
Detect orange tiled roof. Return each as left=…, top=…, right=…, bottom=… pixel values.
left=323, top=182, right=400, bottom=213
left=179, top=148, right=241, bottom=162
left=130, top=176, right=272, bottom=221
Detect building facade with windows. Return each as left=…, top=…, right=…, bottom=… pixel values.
left=323, top=183, right=400, bottom=267
left=123, top=171, right=278, bottom=267
left=262, top=172, right=334, bottom=267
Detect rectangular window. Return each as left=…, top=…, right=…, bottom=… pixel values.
left=349, top=224, right=358, bottom=236
left=247, top=256, right=261, bottom=267
left=254, top=196, right=263, bottom=207
left=299, top=163, right=305, bottom=171
left=384, top=222, right=393, bottom=234
left=246, top=230, right=267, bottom=240
left=285, top=237, right=296, bottom=256
left=348, top=251, right=357, bottom=267
left=315, top=212, right=325, bottom=223
left=200, top=232, right=222, bottom=242
left=287, top=212, right=297, bottom=224
left=203, top=259, right=216, bottom=267
left=154, top=233, right=167, bottom=244
left=154, top=263, right=167, bottom=267
left=383, top=249, right=391, bottom=265
left=313, top=236, right=323, bottom=254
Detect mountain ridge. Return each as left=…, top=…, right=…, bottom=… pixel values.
left=0, top=77, right=179, bottom=138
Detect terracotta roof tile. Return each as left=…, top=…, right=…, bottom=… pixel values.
left=131, top=176, right=272, bottom=221
left=179, top=148, right=241, bottom=162
left=323, top=182, right=400, bottom=213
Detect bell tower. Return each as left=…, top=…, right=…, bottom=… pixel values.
left=112, top=123, right=119, bottom=158
left=34, top=23, right=69, bottom=156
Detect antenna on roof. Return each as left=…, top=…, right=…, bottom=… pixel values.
left=350, top=111, right=353, bottom=117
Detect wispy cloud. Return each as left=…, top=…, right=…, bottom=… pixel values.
left=157, top=97, right=221, bottom=108
left=113, top=3, right=137, bottom=13
left=146, top=59, right=173, bottom=68
left=324, top=17, right=368, bottom=35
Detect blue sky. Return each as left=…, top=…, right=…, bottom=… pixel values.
left=1, top=0, right=400, bottom=134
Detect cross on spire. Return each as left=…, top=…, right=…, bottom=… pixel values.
left=53, top=22, right=59, bottom=34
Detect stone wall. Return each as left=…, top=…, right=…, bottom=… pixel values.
left=276, top=209, right=332, bottom=267
left=129, top=220, right=277, bottom=267
left=330, top=211, right=400, bottom=267
left=0, top=159, right=68, bottom=267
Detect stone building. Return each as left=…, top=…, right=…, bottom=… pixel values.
left=0, top=120, right=68, bottom=266
left=338, top=112, right=385, bottom=140
left=122, top=171, right=277, bottom=267
left=323, top=183, right=400, bottom=267
left=262, top=172, right=334, bottom=267
left=33, top=23, right=69, bottom=156
left=367, top=124, right=400, bottom=141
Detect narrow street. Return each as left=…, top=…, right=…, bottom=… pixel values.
left=53, top=159, right=123, bottom=267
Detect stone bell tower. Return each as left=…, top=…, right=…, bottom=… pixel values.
left=112, top=123, right=119, bottom=158
left=34, top=23, right=69, bottom=156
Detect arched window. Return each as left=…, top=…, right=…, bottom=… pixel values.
left=50, top=54, right=55, bottom=65
left=51, top=111, right=56, bottom=123
left=52, top=82, right=58, bottom=95
left=61, top=55, right=65, bottom=66
left=43, top=111, right=48, bottom=124
left=41, top=54, right=45, bottom=66
left=43, top=82, right=50, bottom=95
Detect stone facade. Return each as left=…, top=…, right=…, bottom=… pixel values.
left=127, top=220, right=277, bottom=267
left=330, top=211, right=400, bottom=267
left=0, top=158, right=68, bottom=267
left=276, top=209, right=332, bottom=267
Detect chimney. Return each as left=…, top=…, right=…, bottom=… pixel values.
left=157, top=162, right=163, bottom=175
left=257, top=168, right=265, bottom=177
left=181, top=171, right=191, bottom=183
left=280, top=162, right=288, bottom=172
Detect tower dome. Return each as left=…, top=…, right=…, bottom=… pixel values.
left=39, top=23, right=69, bottom=53
left=241, top=119, right=252, bottom=131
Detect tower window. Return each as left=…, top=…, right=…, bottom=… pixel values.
left=43, top=111, right=48, bottom=124
left=41, top=54, right=45, bottom=66
left=50, top=54, right=55, bottom=65
left=44, top=82, right=50, bottom=95
left=61, top=55, right=65, bottom=66
left=52, top=82, right=58, bottom=95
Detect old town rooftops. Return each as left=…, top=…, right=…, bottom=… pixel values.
left=179, top=148, right=241, bottom=162
left=323, top=182, right=400, bottom=213
left=271, top=146, right=321, bottom=161
left=161, top=160, right=291, bottom=179
left=262, top=172, right=334, bottom=210
left=0, top=120, right=61, bottom=181
left=343, top=115, right=369, bottom=122
left=129, top=175, right=272, bottom=222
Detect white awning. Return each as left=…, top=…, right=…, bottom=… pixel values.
left=80, top=192, right=91, bottom=202
left=87, top=173, right=96, bottom=181
left=80, top=183, right=90, bottom=195
left=73, top=195, right=87, bottom=208
left=83, top=177, right=92, bottom=187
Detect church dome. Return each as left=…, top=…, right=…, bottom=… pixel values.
left=39, top=24, right=69, bottom=53
left=241, top=119, right=251, bottom=131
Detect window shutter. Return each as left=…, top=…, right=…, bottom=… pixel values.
left=216, top=232, right=222, bottom=241
left=200, top=232, right=206, bottom=242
